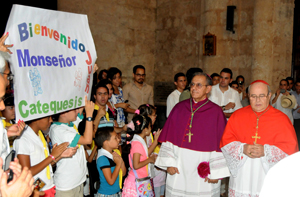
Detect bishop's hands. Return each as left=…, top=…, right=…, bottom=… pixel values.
left=204, top=177, right=218, bottom=184
left=243, top=143, right=265, bottom=158
left=167, top=167, right=179, bottom=175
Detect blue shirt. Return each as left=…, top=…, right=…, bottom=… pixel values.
left=97, top=155, right=120, bottom=195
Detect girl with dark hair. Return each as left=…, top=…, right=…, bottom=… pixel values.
left=107, top=67, right=127, bottom=127
left=122, top=115, right=160, bottom=197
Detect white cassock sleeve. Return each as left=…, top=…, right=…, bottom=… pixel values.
left=261, top=144, right=288, bottom=173
left=155, top=141, right=178, bottom=170
left=209, top=151, right=231, bottom=179
left=221, top=141, right=247, bottom=177
left=222, top=141, right=289, bottom=177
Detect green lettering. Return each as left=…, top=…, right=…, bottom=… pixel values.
left=42, top=103, right=49, bottom=113
left=69, top=99, right=74, bottom=108
left=63, top=100, right=68, bottom=110
left=29, top=103, right=37, bottom=115
left=78, top=97, right=82, bottom=106
left=50, top=101, right=56, bottom=114
left=57, top=101, right=63, bottom=111
left=37, top=100, right=42, bottom=114
left=18, top=100, right=29, bottom=118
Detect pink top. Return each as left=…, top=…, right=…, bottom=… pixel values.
left=127, top=141, right=149, bottom=182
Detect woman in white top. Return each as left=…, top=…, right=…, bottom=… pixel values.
left=14, top=116, right=77, bottom=197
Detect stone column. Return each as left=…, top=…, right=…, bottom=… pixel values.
left=251, top=0, right=274, bottom=85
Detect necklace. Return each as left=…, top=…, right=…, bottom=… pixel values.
left=187, top=98, right=209, bottom=143
left=252, top=106, right=271, bottom=143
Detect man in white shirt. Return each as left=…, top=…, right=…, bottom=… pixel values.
left=166, top=72, right=186, bottom=117
left=271, top=79, right=297, bottom=124
left=286, top=76, right=294, bottom=92
left=209, top=68, right=243, bottom=119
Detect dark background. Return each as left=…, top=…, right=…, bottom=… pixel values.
left=0, top=1, right=57, bottom=35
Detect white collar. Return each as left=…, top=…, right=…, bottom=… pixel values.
left=132, top=134, right=148, bottom=156
left=97, top=148, right=113, bottom=160
left=23, top=126, right=45, bottom=149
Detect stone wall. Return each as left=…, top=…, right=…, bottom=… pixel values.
left=57, top=0, right=295, bottom=94
left=57, top=0, right=156, bottom=86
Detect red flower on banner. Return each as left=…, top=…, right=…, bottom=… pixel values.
left=197, top=161, right=210, bottom=178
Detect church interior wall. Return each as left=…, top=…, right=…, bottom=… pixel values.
left=58, top=0, right=294, bottom=96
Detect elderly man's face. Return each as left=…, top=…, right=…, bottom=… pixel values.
left=249, top=82, right=271, bottom=112
left=190, top=75, right=211, bottom=102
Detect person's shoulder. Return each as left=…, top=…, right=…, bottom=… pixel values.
left=230, top=105, right=250, bottom=117
left=122, top=82, right=133, bottom=90
left=168, top=89, right=178, bottom=98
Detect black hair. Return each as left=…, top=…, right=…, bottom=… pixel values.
left=127, top=115, right=152, bottom=135
left=133, top=65, right=145, bottom=74
left=286, top=77, right=294, bottom=83
left=136, top=104, right=156, bottom=118
left=220, top=68, right=233, bottom=79
left=98, top=69, right=108, bottom=81
left=192, top=72, right=212, bottom=86
left=99, top=79, right=113, bottom=87
left=94, top=83, right=109, bottom=96
left=107, top=67, right=122, bottom=81
left=210, top=73, right=220, bottom=79
left=186, top=67, right=203, bottom=85
left=280, top=79, right=289, bottom=86
left=236, top=75, right=245, bottom=82
left=230, top=81, right=239, bottom=87
left=94, top=127, right=114, bottom=148
left=174, top=72, right=185, bottom=82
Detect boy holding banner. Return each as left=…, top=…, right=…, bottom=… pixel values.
left=49, top=96, right=94, bottom=197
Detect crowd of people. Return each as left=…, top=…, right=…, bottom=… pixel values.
left=0, top=31, right=300, bottom=197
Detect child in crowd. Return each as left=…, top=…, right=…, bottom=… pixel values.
left=49, top=96, right=95, bottom=197
left=122, top=115, right=160, bottom=197
left=14, top=116, right=77, bottom=196
left=94, top=127, right=126, bottom=197
left=136, top=104, right=165, bottom=197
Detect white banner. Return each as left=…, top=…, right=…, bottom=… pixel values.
left=5, top=5, right=97, bottom=121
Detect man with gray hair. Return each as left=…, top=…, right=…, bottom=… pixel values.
left=220, top=80, right=298, bottom=196
left=156, top=72, right=230, bottom=197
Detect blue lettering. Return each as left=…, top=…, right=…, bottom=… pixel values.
left=17, top=49, right=31, bottom=67
left=18, top=22, right=29, bottom=42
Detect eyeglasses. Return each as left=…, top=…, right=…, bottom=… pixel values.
left=249, top=94, right=269, bottom=100
left=190, top=83, right=208, bottom=89
left=135, top=74, right=146, bottom=77
left=1, top=72, right=14, bottom=81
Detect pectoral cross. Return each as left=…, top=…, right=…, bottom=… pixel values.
left=252, top=118, right=261, bottom=143
left=186, top=130, right=193, bottom=143
left=252, top=106, right=270, bottom=144
left=252, top=132, right=261, bottom=144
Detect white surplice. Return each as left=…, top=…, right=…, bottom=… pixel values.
left=221, top=141, right=288, bottom=197
left=155, top=141, right=230, bottom=197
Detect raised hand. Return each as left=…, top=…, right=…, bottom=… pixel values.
left=0, top=32, right=13, bottom=54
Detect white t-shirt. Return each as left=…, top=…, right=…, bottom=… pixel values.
left=209, top=84, right=243, bottom=117
left=0, top=118, right=12, bottom=166
left=13, top=126, right=54, bottom=191
left=49, top=116, right=87, bottom=191
left=166, top=89, right=181, bottom=117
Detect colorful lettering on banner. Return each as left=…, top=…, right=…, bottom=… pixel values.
left=5, top=5, right=97, bottom=121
